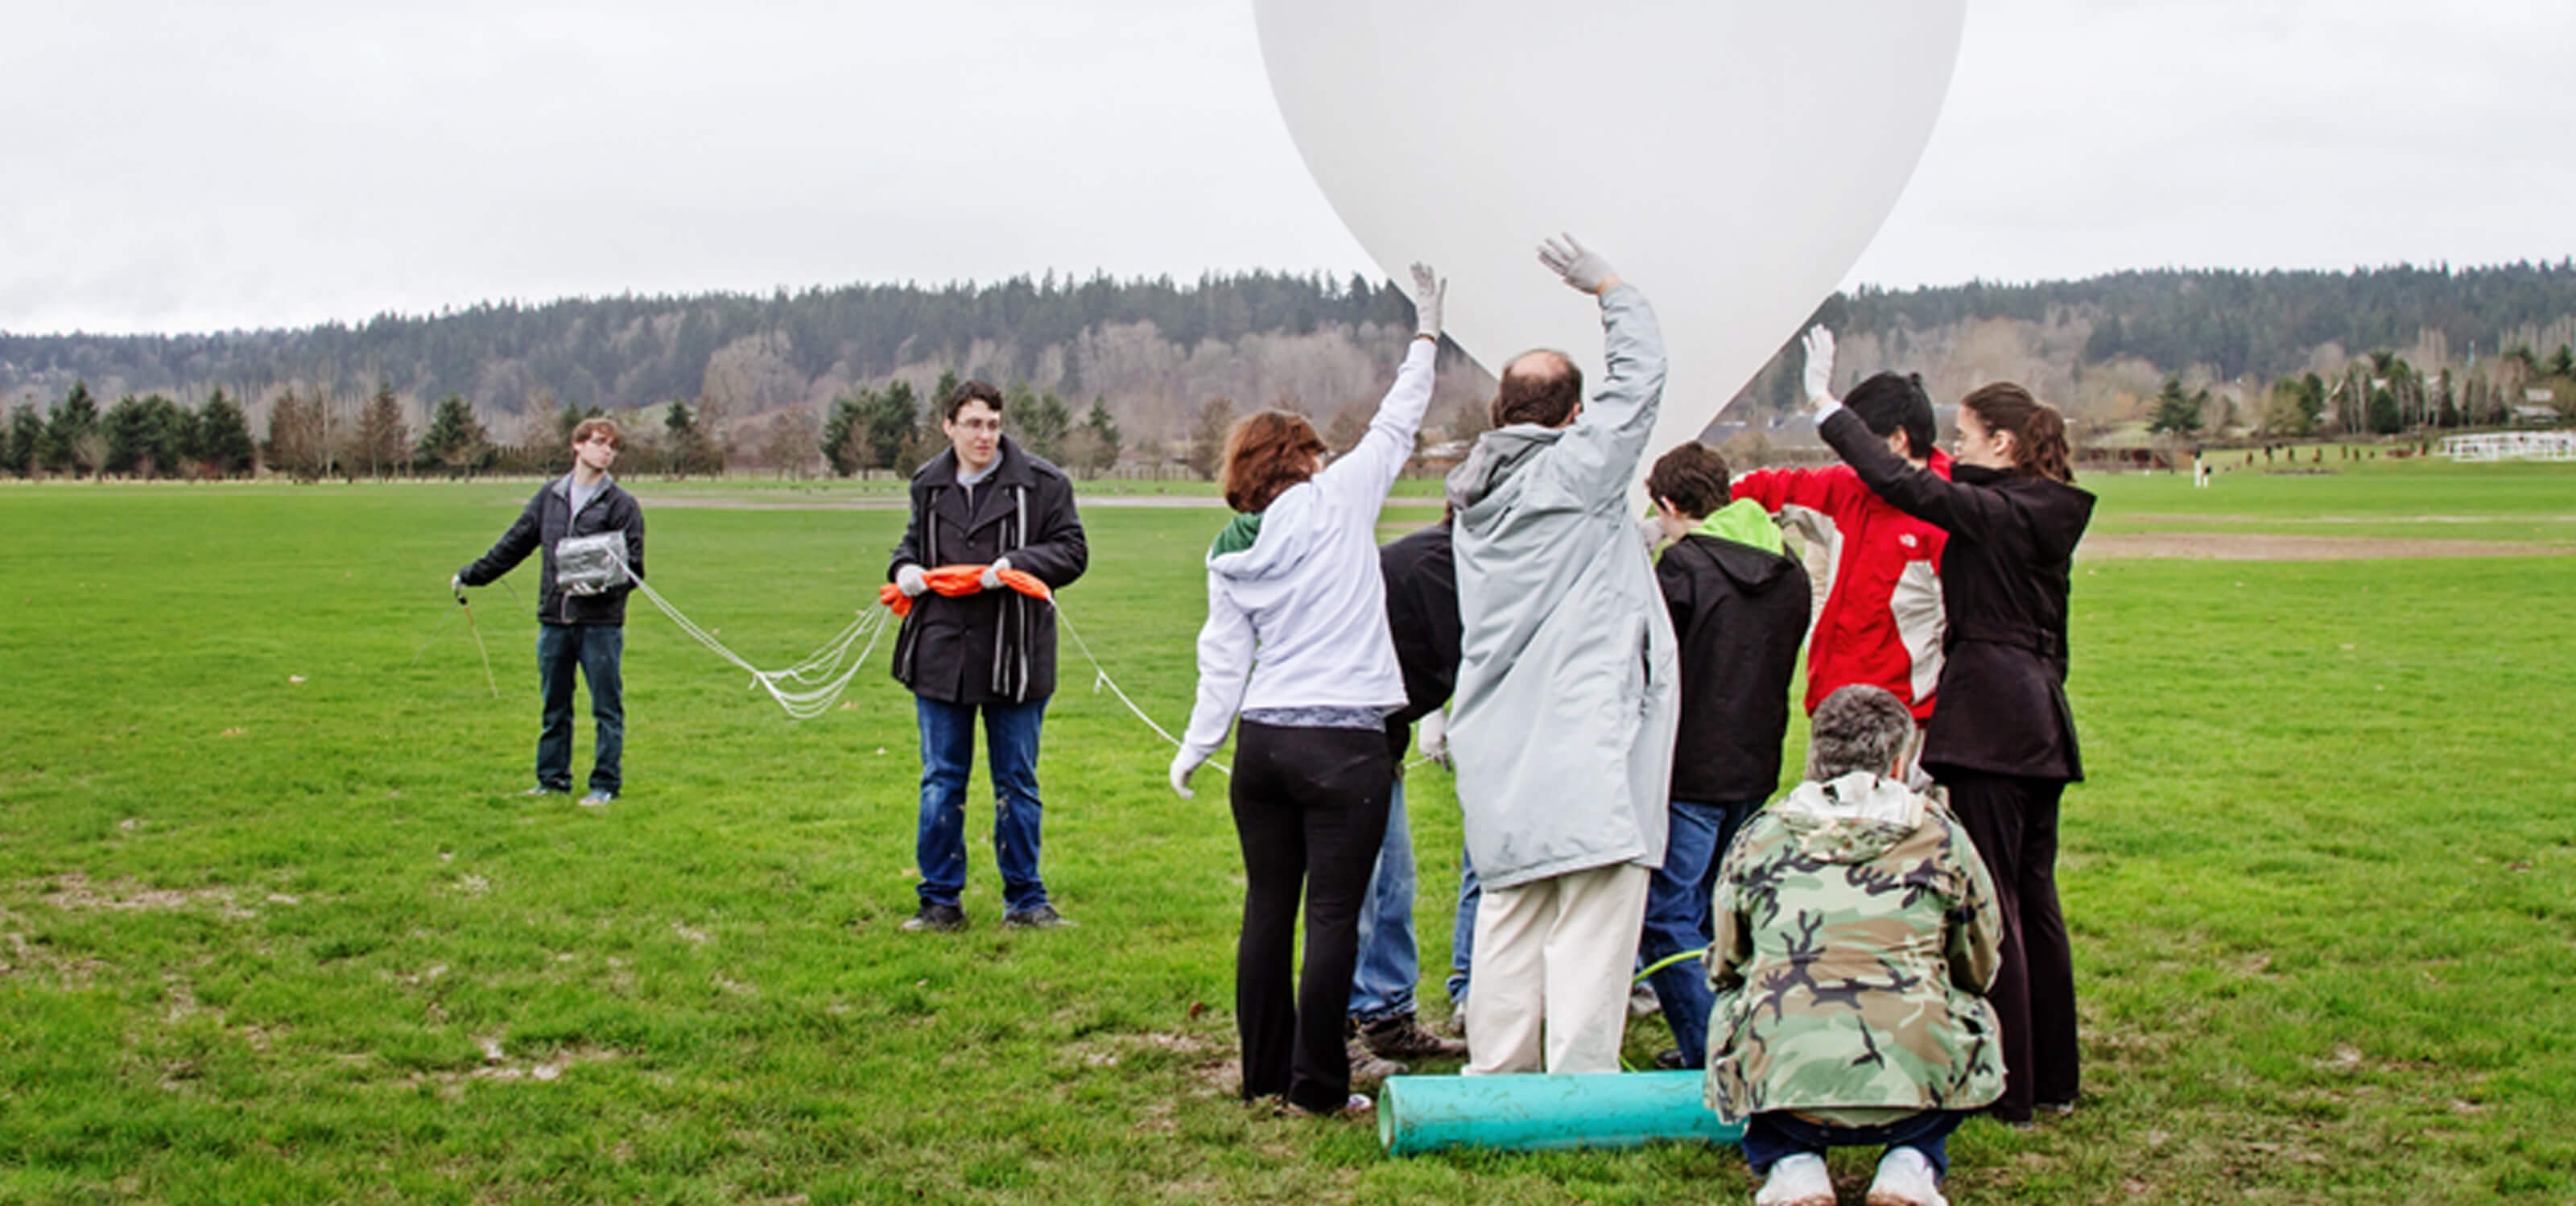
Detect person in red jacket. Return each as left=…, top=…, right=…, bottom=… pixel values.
left=1731, top=365, right=1951, bottom=732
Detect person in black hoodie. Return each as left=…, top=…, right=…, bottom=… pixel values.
left=1804, top=326, right=2095, bottom=1125
left=454, top=417, right=645, bottom=806
left=1635, top=441, right=1810, bottom=1070
left=888, top=381, right=1089, bottom=933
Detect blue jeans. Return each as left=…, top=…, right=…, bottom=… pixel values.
left=914, top=696, right=1050, bottom=913
left=535, top=623, right=623, bottom=794
left=1741, top=1109, right=1963, bottom=1179
left=1447, top=843, right=1480, bottom=1009
left=1641, top=799, right=1763, bottom=1068
left=1348, top=775, right=1416, bottom=1025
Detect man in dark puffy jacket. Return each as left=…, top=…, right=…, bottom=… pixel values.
left=1638, top=440, right=1810, bottom=1071
left=455, top=417, right=645, bottom=806
left=888, top=381, right=1088, bottom=932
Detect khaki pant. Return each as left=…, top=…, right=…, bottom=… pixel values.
left=1462, top=861, right=1651, bottom=1076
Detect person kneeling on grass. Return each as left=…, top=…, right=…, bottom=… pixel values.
left=1706, top=685, right=2003, bottom=1206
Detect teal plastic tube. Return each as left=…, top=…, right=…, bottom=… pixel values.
left=1377, top=1071, right=1745, bottom=1154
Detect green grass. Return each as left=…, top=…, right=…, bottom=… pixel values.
left=2, top=462, right=2573, bottom=1203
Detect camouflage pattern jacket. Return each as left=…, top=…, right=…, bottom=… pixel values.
left=1703, top=771, right=2005, bottom=1124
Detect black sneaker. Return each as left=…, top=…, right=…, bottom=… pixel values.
left=1360, top=1013, right=1469, bottom=1061
left=1001, top=903, right=1075, bottom=929
left=1653, top=1048, right=1688, bottom=1071
left=900, top=902, right=968, bottom=932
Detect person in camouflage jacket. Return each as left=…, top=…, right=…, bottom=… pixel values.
left=1703, top=684, right=2003, bottom=1206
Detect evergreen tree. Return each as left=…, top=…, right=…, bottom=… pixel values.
left=1080, top=397, right=1121, bottom=473
left=2149, top=376, right=2204, bottom=435
left=820, top=389, right=872, bottom=476
left=103, top=394, right=151, bottom=476
left=3, top=404, right=42, bottom=477
left=415, top=393, right=493, bottom=477
left=42, top=381, right=101, bottom=476
left=197, top=390, right=257, bottom=477
left=873, top=380, right=923, bottom=474
left=2367, top=386, right=2403, bottom=435
left=1016, top=388, right=1072, bottom=464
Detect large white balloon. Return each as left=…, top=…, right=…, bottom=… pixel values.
left=1255, top=0, right=1966, bottom=493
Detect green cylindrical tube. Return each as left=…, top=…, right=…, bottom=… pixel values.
left=1377, top=1071, right=1744, bottom=1154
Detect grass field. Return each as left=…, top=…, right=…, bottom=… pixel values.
left=2, top=460, right=2572, bottom=1204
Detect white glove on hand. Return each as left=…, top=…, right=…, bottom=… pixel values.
left=1410, top=262, right=1445, bottom=340
left=450, top=572, right=465, bottom=597
left=1538, top=233, right=1616, bottom=295
left=1418, top=709, right=1451, bottom=769
left=980, top=556, right=1011, bottom=592
left=896, top=564, right=928, bottom=597
left=1801, top=326, right=1839, bottom=411
left=1168, top=750, right=1206, bottom=799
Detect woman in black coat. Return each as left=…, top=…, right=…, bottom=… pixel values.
left=1808, top=333, right=2095, bottom=1125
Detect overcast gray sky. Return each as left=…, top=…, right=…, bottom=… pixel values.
left=5, top=1, right=2572, bottom=335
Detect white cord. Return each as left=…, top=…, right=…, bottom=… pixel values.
left=1052, top=605, right=1230, bottom=777
left=625, top=572, right=888, bottom=721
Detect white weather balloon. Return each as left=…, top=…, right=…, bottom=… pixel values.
left=1255, top=0, right=1966, bottom=490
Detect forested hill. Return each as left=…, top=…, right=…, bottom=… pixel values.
left=7, top=260, right=2576, bottom=443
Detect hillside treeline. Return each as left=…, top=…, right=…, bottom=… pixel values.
left=6, top=259, right=2575, bottom=481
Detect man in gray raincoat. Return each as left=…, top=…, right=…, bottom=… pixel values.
left=1445, top=235, right=1680, bottom=1075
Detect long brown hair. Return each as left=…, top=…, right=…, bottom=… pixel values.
left=1960, top=383, right=2074, bottom=483
left=1220, top=410, right=1326, bottom=512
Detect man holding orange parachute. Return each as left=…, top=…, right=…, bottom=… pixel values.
left=886, top=381, right=1089, bottom=932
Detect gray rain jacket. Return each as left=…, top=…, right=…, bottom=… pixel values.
left=1443, top=285, right=1680, bottom=890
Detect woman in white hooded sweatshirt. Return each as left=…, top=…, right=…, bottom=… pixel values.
left=1170, top=262, right=1443, bottom=1117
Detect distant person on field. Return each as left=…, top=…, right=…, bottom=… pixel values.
left=1347, top=510, right=1472, bottom=1072
left=453, top=417, right=644, bottom=806
left=888, top=381, right=1089, bottom=932
left=1707, top=684, right=2003, bottom=1206
left=1170, top=263, right=1444, bottom=1117
left=1729, top=367, right=1949, bottom=754
left=1445, top=235, right=1678, bottom=1075
left=1637, top=440, right=1810, bottom=1071
left=1806, top=327, right=2095, bottom=1124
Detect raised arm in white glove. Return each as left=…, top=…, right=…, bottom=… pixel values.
left=1801, top=325, right=1839, bottom=414
left=896, top=564, right=929, bottom=597
left=1538, top=233, right=1623, bottom=295
left=1168, top=750, right=1206, bottom=799
left=978, top=556, right=1011, bottom=592
left=1410, top=262, right=1445, bottom=342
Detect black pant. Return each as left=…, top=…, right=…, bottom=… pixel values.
left=1229, top=721, right=1393, bottom=1113
left=1943, top=771, right=2079, bottom=1121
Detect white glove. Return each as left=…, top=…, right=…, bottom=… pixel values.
left=1168, top=750, right=1206, bottom=799
left=1418, top=709, right=1451, bottom=769
left=1800, top=326, right=1839, bottom=411
left=896, top=564, right=928, bottom=597
left=1410, top=262, right=1445, bottom=340
left=450, top=572, right=465, bottom=597
left=979, top=556, right=1010, bottom=592
left=1538, top=233, right=1616, bottom=295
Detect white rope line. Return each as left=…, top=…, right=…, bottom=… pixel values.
left=625, top=571, right=889, bottom=721
left=1052, top=605, right=1230, bottom=777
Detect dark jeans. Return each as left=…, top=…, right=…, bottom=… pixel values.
left=1447, top=843, right=1480, bottom=1010
left=1741, top=1109, right=1963, bottom=1179
left=914, top=695, right=1051, bottom=914
left=1348, top=775, right=1418, bottom=1026
left=1640, top=798, right=1764, bottom=1068
left=1230, top=721, right=1392, bottom=1114
left=535, top=622, right=623, bottom=794
left=1943, top=771, right=2079, bottom=1121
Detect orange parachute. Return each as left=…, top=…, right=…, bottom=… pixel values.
left=877, top=564, right=1054, bottom=617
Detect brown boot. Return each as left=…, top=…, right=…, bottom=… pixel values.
left=1360, top=1013, right=1469, bottom=1062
